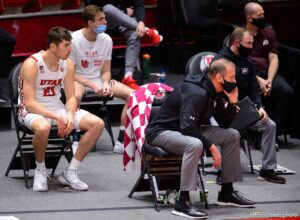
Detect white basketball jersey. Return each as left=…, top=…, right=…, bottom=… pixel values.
left=18, top=51, right=67, bottom=114
left=69, top=29, right=112, bottom=81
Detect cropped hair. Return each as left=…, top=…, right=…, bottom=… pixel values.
left=82, top=5, right=104, bottom=25
left=229, top=27, right=249, bottom=46
left=207, top=58, right=234, bottom=78
left=46, top=26, right=72, bottom=49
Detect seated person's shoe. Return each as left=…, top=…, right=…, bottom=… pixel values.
left=171, top=200, right=208, bottom=219
left=258, top=169, right=286, bottom=184
left=121, top=75, right=140, bottom=90
left=145, top=28, right=163, bottom=46
left=0, top=93, right=9, bottom=103
left=58, top=168, right=88, bottom=191
left=217, top=191, right=255, bottom=208
left=113, top=140, right=124, bottom=154
left=33, top=168, right=49, bottom=192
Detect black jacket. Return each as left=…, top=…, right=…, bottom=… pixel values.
left=87, top=0, right=145, bottom=22
left=216, top=47, right=263, bottom=108
left=146, top=73, right=237, bottom=151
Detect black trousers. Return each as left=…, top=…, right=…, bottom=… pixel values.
left=257, top=71, right=294, bottom=132
left=0, top=28, right=16, bottom=77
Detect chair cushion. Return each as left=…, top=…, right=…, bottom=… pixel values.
left=81, top=92, right=113, bottom=102
left=144, top=143, right=177, bottom=158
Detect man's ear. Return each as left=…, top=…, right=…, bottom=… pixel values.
left=216, top=73, right=223, bottom=83
left=233, top=39, right=240, bottom=48
left=247, top=15, right=253, bottom=23
left=88, top=20, right=93, bottom=27
left=49, top=42, right=57, bottom=51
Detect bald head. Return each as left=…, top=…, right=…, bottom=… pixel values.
left=244, top=2, right=264, bottom=16
left=244, top=2, right=265, bottom=28
left=207, top=58, right=235, bottom=78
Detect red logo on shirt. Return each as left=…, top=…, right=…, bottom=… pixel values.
left=81, top=60, right=89, bottom=68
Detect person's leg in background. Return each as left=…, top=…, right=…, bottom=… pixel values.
left=269, top=74, right=294, bottom=136
left=103, top=4, right=162, bottom=89
left=250, top=118, right=286, bottom=184
left=119, top=26, right=140, bottom=89
left=0, top=28, right=16, bottom=102
left=110, top=81, right=133, bottom=153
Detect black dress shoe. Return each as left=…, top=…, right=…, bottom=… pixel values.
left=258, top=169, right=286, bottom=184
left=172, top=200, right=208, bottom=219
left=217, top=191, right=255, bottom=208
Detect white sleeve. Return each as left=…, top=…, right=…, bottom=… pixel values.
left=105, top=38, right=113, bottom=61
left=68, top=41, right=77, bottom=65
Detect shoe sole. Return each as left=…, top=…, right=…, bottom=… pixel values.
left=58, top=175, right=88, bottom=191
left=33, top=186, right=48, bottom=192
left=171, top=210, right=208, bottom=219
left=113, top=149, right=124, bottom=154
left=258, top=176, right=286, bottom=184
left=216, top=201, right=255, bottom=208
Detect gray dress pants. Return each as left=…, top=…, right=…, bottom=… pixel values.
left=103, top=4, right=140, bottom=74
left=149, top=126, right=242, bottom=191
left=250, top=118, right=277, bottom=170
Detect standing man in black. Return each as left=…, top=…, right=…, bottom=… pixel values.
left=147, top=58, right=255, bottom=219
left=216, top=27, right=286, bottom=184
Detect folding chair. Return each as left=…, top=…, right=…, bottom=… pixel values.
left=128, top=106, right=208, bottom=211
left=5, top=62, right=73, bottom=188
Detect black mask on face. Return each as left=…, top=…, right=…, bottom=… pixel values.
left=251, top=17, right=266, bottom=29
left=222, top=77, right=237, bottom=93
left=238, top=43, right=252, bottom=58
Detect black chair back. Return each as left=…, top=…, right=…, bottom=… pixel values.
left=185, top=51, right=218, bottom=75
left=9, top=62, right=22, bottom=105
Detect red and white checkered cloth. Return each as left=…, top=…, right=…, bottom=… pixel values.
left=123, top=83, right=173, bottom=170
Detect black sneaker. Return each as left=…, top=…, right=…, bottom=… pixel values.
left=0, top=93, right=9, bottom=103
left=258, top=169, right=286, bottom=184
left=217, top=191, right=255, bottom=208
left=172, top=200, right=208, bottom=219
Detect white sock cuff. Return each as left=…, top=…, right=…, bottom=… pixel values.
left=124, top=72, right=133, bottom=78
left=68, top=157, right=81, bottom=170
left=36, top=161, right=46, bottom=170
left=120, top=126, right=125, bottom=130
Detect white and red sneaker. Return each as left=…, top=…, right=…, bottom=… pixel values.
left=121, top=75, right=140, bottom=90
left=145, top=28, right=163, bottom=46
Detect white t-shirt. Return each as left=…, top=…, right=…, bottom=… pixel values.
left=18, top=51, right=66, bottom=114
left=69, top=29, right=112, bottom=82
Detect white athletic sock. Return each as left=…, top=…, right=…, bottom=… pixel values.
left=68, top=157, right=81, bottom=170
left=36, top=161, right=46, bottom=170
left=124, top=72, right=133, bottom=78
left=119, top=125, right=125, bottom=130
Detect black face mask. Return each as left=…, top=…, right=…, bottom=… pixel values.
left=222, top=78, right=237, bottom=93
left=251, top=17, right=266, bottom=29
left=238, top=44, right=252, bottom=58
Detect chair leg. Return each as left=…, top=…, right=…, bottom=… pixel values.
left=244, top=138, right=254, bottom=174
left=5, top=143, right=20, bottom=177
left=198, top=166, right=209, bottom=209
left=99, top=106, right=115, bottom=148
left=128, top=172, right=145, bottom=198
left=148, top=173, right=160, bottom=212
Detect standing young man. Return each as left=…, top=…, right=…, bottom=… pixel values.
left=19, top=27, right=104, bottom=192
left=69, top=5, right=134, bottom=153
